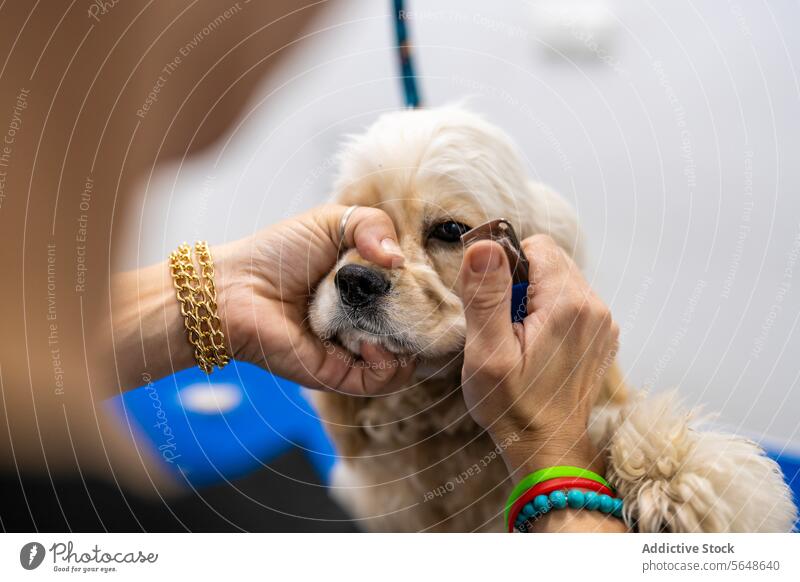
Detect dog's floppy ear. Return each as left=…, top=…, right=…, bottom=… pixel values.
left=517, top=180, right=586, bottom=268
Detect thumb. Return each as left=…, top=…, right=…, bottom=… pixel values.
left=458, top=241, right=517, bottom=356
left=337, top=206, right=405, bottom=269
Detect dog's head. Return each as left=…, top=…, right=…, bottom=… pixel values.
left=309, top=106, right=583, bottom=366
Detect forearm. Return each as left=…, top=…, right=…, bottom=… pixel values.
left=110, top=262, right=196, bottom=391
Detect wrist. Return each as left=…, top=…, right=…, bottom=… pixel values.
left=527, top=504, right=628, bottom=533
left=207, top=240, right=250, bottom=358
left=110, top=262, right=196, bottom=390
left=492, top=429, right=605, bottom=484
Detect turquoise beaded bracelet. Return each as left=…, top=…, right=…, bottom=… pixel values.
left=514, top=489, right=624, bottom=531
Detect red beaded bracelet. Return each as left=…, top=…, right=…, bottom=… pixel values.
left=507, top=477, right=613, bottom=532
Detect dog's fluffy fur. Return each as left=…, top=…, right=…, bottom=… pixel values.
left=309, top=106, right=797, bottom=532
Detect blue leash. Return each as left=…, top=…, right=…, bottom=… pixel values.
left=393, top=0, right=422, bottom=108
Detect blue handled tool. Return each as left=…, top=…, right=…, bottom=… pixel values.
left=510, top=281, right=529, bottom=323
left=461, top=218, right=530, bottom=322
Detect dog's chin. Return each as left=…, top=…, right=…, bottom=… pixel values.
left=331, top=322, right=464, bottom=366
left=334, top=326, right=416, bottom=359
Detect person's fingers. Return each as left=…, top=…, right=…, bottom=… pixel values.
left=520, top=234, right=583, bottom=315
left=521, top=234, right=572, bottom=284
left=338, top=206, right=405, bottom=269
left=354, top=342, right=416, bottom=395
left=458, top=241, right=519, bottom=374
left=298, top=335, right=415, bottom=396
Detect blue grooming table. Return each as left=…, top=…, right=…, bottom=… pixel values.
left=107, top=361, right=336, bottom=487
left=771, top=453, right=800, bottom=532
left=108, top=361, right=799, bottom=530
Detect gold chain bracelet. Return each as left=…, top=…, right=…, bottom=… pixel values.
left=168, top=241, right=231, bottom=373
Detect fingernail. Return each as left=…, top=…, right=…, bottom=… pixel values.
left=381, top=238, right=405, bottom=266
left=469, top=245, right=502, bottom=273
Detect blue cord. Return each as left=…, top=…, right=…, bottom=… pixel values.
left=393, top=0, right=421, bottom=108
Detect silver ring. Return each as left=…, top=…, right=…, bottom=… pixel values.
left=339, top=205, right=359, bottom=247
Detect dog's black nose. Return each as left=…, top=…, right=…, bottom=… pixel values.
left=335, top=264, right=390, bottom=307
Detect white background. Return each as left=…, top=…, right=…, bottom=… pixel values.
left=119, top=0, right=800, bottom=450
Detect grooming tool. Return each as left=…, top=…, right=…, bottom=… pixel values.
left=461, top=219, right=530, bottom=322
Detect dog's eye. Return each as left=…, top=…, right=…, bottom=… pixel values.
left=429, top=221, right=471, bottom=243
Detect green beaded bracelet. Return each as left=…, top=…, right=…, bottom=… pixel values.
left=503, top=466, right=612, bottom=525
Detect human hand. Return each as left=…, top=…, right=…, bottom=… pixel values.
left=457, top=235, right=619, bottom=477
left=215, top=204, right=415, bottom=395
